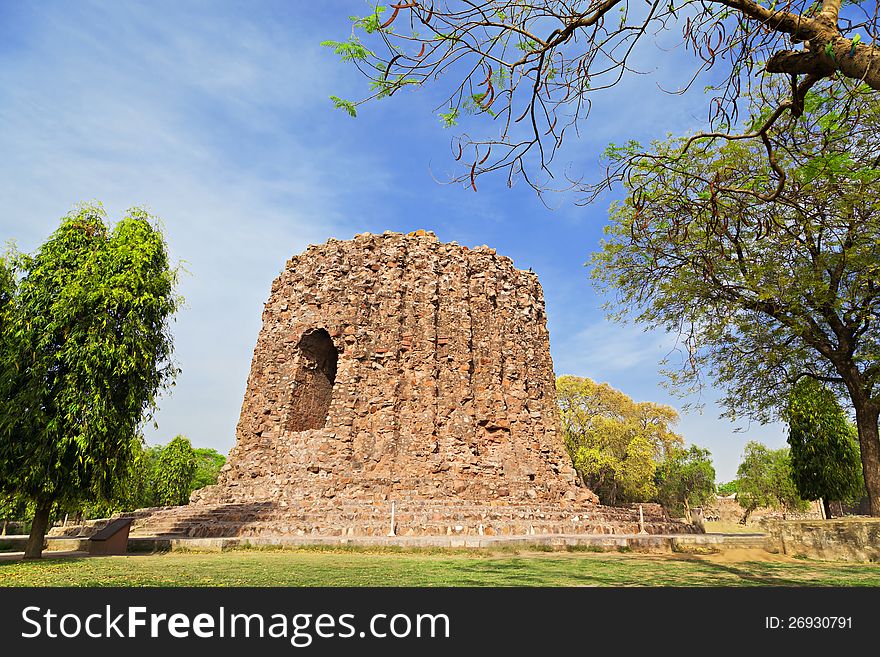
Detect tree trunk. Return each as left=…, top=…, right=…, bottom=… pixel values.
left=853, top=403, right=880, bottom=516
left=1, top=518, right=7, bottom=536
left=823, top=498, right=833, bottom=519
left=24, top=503, right=52, bottom=560
left=739, top=504, right=756, bottom=525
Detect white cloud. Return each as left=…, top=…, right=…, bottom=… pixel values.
left=553, top=319, right=680, bottom=380
left=0, top=2, right=389, bottom=452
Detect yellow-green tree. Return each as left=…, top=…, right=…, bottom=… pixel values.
left=556, top=375, right=683, bottom=505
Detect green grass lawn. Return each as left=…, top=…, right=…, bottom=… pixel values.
left=1, top=547, right=879, bottom=587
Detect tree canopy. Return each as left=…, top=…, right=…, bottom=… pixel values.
left=325, top=1, right=880, bottom=194
left=784, top=378, right=865, bottom=515
left=60, top=440, right=227, bottom=519
left=654, top=445, right=716, bottom=519
left=0, top=204, right=180, bottom=557
left=192, top=448, right=228, bottom=494
left=155, top=435, right=198, bottom=507
left=556, top=375, right=683, bottom=504
left=735, top=441, right=808, bottom=522
left=716, top=480, right=738, bottom=496
left=590, top=83, right=880, bottom=514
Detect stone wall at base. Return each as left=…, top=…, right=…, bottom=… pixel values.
left=705, top=497, right=822, bottom=524
left=766, top=518, right=880, bottom=562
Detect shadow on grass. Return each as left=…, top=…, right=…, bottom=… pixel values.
left=670, top=558, right=818, bottom=587
left=2, top=547, right=876, bottom=588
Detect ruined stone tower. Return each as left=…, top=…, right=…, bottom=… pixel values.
left=60, top=230, right=694, bottom=538
left=199, top=230, right=592, bottom=506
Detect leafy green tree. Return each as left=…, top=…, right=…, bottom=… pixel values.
left=591, top=83, right=880, bottom=515
left=155, top=436, right=198, bottom=506
left=654, top=446, right=716, bottom=520
left=59, top=442, right=225, bottom=519
left=190, top=448, right=226, bottom=496
left=97, top=442, right=162, bottom=515
left=0, top=490, right=28, bottom=536
left=324, top=2, right=879, bottom=195
left=735, top=442, right=808, bottom=523
left=716, top=481, right=738, bottom=496
left=53, top=438, right=151, bottom=521
left=0, top=256, right=18, bottom=536
left=557, top=375, right=683, bottom=505
left=784, top=378, right=865, bottom=518
left=0, top=204, right=180, bottom=558
left=58, top=441, right=223, bottom=520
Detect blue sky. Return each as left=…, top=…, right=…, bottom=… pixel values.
left=0, top=0, right=787, bottom=482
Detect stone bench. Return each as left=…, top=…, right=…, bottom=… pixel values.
left=88, top=518, right=133, bottom=555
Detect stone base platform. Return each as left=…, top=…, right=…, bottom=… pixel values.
left=2, top=532, right=770, bottom=557
left=123, top=532, right=767, bottom=553
left=50, top=500, right=698, bottom=540
left=764, top=518, right=880, bottom=562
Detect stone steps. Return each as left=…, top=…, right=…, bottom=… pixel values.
left=130, top=521, right=680, bottom=539
left=51, top=500, right=696, bottom=539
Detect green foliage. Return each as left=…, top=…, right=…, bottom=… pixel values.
left=350, top=5, right=386, bottom=35
left=735, top=442, right=809, bottom=520
left=716, top=480, right=738, bottom=496
left=61, top=441, right=225, bottom=518
left=102, top=443, right=164, bottom=513
left=462, top=92, right=497, bottom=117
left=67, top=440, right=160, bottom=518
left=0, top=204, right=180, bottom=550
left=784, top=378, right=865, bottom=505
left=654, top=445, right=716, bottom=517
left=514, top=39, right=539, bottom=52
left=438, top=107, right=459, bottom=128
left=329, top=95, right=358, bottom=117
left=320, top=38, right=373, bottom=63
left=369, top=74, right=419, bottom=100
left=321, top=5, right=384, bottom=107
left=0, top=489, right=28, bottom=530
left=590, top=82, right=880, bottom=512
left=557, top=375, right=683, bottom=505
left=191, top=448, right=226, bottom=494
left=155, top=435, right=197, bottom=506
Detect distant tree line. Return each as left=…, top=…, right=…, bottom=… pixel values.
left=73, top=435, right=225, bottom=518
left=558, top=375, right=866, bottom=523
left=720, top=379, right=866, bottom=523
left=1, top=435, right=225, bottom=533
left=732, top=442, right=809, bottom=524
